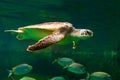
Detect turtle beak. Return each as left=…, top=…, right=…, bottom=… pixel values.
left=86, top=30, right=93, bottom=36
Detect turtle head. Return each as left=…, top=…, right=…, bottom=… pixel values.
left=71, top=29, right=93, bottom=40
left=80, top=29, right=93, bottom=36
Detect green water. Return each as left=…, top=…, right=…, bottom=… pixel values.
left=0, top=0, right=120, bottom=80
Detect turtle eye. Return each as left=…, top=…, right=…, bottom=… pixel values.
left=81, top=32, right=86, bottom=36
left=81, top=32, right=84, bottom=35
left=81, top=31, right=87, bottom=36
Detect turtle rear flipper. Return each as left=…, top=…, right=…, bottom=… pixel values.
left=4, top=30, right=24, bottom=34
left=5, top=29, right=28, bottom=40
left=27, top=28, right=69, bottom=51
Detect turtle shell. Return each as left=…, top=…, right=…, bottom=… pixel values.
left=12, top=22, right=73, bottom=40
left=23, top=22, right=73, bottom=31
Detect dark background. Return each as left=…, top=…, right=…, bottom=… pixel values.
left=0, top=0, right=120, bottom=80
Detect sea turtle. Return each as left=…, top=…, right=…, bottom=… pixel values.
left=5, top=22, right=93, bottom=51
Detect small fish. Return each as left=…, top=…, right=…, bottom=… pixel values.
left=67, top=62, right=86, bottom=74
left=20, top=76, right=36, bottom=80
left=50, top=76, right=65, bottom=80
left=52, top=57, right=74, bottom=68
left=89, top=71, right=111, bottom=80
left=8, top=63, right=32, bottom=77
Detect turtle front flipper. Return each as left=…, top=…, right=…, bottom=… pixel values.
left=27, top=28, right=69, bottom=51
left=72, top=41, right=76, bottom=49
